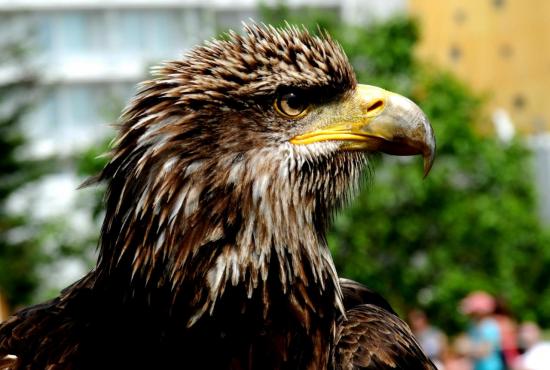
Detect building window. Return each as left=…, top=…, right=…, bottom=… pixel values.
left=449, top=45, right=462, bottom=62
left=492, top=0, right=506, bottom=9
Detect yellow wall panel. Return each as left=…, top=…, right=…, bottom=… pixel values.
left=409, top=0, right=550, bottom=133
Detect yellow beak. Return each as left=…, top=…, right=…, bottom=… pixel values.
left=290, top=84, right=436, bottom=176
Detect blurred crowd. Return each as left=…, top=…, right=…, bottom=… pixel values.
left=408, top=292, right=550, bottom=370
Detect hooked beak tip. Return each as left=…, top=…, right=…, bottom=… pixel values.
left=423, top=149, right=435, bottom=178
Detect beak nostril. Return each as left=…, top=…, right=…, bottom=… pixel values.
left=367, top=99, right=384, bottom=113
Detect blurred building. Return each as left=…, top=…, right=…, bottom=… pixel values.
left=409, top=0, right=550, bottom=134
left=408, top=0, right=550, bottom=224
left=0, top=0, right=256, bottom=156
left=0, top=0, right=407, bottom=155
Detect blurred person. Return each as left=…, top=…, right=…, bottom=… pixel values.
left=443, top=333, right=474, bottom=370
left=493, top=298, right=520, bottom=368
left=514, top=322, right=550, bottom=370
left=409, top=309, right=447, bottom=368
left=460, top=291, right=504, bottom=370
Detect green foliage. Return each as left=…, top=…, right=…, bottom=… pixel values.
left=0, top=41, right=110, bottom=308
left=263, top=5, right=550, bottom=332
left=330, top=69, right=550, bottom=332
left=0, top=42, right=52, bottom=307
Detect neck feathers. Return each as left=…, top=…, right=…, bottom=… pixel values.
left=94, top=113, right=365, bottom=325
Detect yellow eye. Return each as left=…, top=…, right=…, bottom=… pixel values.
left=274, top=91, right=309, bottom=118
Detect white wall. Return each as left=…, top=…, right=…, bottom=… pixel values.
left=530, top=134, right=550, bottom=225
left=0, top=0, right=403, bottom=156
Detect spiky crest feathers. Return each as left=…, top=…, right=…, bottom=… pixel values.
left=94, top=24, right=362, bottom=326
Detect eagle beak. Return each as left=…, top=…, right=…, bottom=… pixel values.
left=290, top=84, right=436, bottom=176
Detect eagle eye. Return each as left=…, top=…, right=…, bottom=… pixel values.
left=274, top=91, right=309, bottom=118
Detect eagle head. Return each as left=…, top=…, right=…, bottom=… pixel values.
left=95, top=24, right=434, bottom=319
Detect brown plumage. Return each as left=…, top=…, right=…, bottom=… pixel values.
left=0, top=24, right=436, bottom=369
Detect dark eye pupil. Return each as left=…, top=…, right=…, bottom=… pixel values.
left=285, top=93, right=304, bottom=110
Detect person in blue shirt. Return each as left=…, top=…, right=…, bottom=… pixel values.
left=461, top=291, right=504, bottom=370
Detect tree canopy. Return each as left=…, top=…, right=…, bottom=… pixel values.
left=0, top=40, right=51, bottom=307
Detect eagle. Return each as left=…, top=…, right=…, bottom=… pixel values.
left=0, top=24, right=436, bottom=369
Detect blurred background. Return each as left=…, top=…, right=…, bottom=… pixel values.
left=1, top=0, right=549, bottom=368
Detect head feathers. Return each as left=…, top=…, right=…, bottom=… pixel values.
left=93, top=23, right=361, bottom=326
